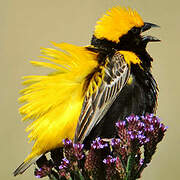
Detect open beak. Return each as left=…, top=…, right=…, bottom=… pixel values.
left=141, top=22, right=160, bottom=46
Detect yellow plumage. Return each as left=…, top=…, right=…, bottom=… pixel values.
left=94, top=6, right=144, bottom=43
left=19, top=42, right=98, bottom=161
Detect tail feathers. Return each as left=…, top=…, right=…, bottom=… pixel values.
left=13, top=157, right=38, bottom=176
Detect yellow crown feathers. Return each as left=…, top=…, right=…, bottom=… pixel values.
left=94, top=7, right=144, bottom=43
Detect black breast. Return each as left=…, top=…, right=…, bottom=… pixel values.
left=84, top=64, right=158, bottom=145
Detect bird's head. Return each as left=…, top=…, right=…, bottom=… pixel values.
left=91, top=6, right=160, bottom=57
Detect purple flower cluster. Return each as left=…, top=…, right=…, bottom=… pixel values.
left=116, top=115, right=146, bottom=145
left=33, top=114, right=167, bottom=180
left=115, top=114, right=167, bottom=153
left=114, top=114, right=167, bottom=178
left=34, top=164, right=52, bottom=178
left=103, top=155, right=117, bottom=180
left=142, top=114, right=167, bottom=140
left=58, top=158, right=70, bottom=177
left=63, top=138, right=84, bottom=162
left=58, top=139, right=84, bottom=178
left=141, top=114, right=167, bottom=164
left=84, top=137, right=109, bottom=178
left=73, top=143, right=84, bottom=160
left=126, top=115, right=149, bottom=144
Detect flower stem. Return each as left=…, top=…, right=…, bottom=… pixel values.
left=125, top=154, right=135, bottom=180
left=48, top=174, right=59, bottom=180
left=77, top=170, right=85, bottom=180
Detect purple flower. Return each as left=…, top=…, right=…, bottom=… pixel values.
left=63, top=138, right=72, bottom=146
left=59, top=158, right=70, bottom=170
left=91, top=137, right=108, bottom=149
left=111, top=138, right=121, bottom=146
left=126, top=114, right=139, bottom=122
left=103, top=155, right=117, bottom=165
left=73, top=143, right=84, bottom=150
left=140, top=159, right=144, bottom=166
left=116, top=121, right=126, bottom=128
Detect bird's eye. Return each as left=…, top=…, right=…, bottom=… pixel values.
left=131, top=27, right=141, bottom=34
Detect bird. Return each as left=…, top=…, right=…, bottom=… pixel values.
left=13, top=6, right=160, bottom=176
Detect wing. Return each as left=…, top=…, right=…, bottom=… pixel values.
left=74, top=51, right=130, bottom=143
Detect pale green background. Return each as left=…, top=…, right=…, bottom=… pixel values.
left=1, top=0, right=179, bottom=179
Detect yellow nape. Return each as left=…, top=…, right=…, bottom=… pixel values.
left=19, top=42, right=98, bottom=162
left=119, top=50, right=141, bottom=65
left=94, top=6, right=144, bottom=43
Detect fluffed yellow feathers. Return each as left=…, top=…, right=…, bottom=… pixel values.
left=19, top=42, right=98, bottom=162
left=94, top=7, right=144, bottom=43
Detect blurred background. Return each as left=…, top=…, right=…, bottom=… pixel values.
left=1, top=0, right=179, bottom=179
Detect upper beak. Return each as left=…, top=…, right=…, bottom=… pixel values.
left=141, top=22, right=160, bottom=32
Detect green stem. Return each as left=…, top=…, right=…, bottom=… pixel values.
left=48, top=174, right=59, bottom=180
left=125, top=154, right=135, bottom=180
left=77, top=170, right=85, bottom=180
left=72, top=161, right=85, bottom=180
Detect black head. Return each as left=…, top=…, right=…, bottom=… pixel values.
left=91, top=22, right=160, bottom=69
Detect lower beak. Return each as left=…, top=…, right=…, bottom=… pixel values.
left=142, top=35, right=160, bottom=47
left=142, top=35, right=160, bottom=43
left=141, top=22, right=160, bottom=47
